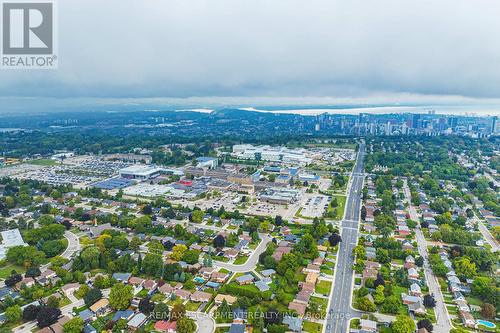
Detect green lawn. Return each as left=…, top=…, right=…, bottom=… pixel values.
left=303, top=321, right=322, bottom=333
left=0, top=264, right=26, bottom=279
left=185, top=301, right=201, bottom=311
left=233, top=256, right=249, bottom=265
left=328, top=195, right=347, bottom=220
left=315, top=280, right=332, bottom=296
left=26, top=159, right=58, bottom=166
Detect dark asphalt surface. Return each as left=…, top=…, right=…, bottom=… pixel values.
left=325, top=142, right=365, bottom=333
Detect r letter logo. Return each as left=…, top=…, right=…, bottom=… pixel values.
left=1, top=1, right=57, bottom=69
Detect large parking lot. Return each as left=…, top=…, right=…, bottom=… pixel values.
left=299, top=194, right=330, bottom=218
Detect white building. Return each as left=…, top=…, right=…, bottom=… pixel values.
left=0, top=229, right=28, bottom=260
left=119, top=165, right=163, bottom=180
left=196, top=157, right=218, bottom=169
left=232, top=144, right=312, bottom=165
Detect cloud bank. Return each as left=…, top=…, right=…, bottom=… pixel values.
left=1, top=0, right=500, bottom=101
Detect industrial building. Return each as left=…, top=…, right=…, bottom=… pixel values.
left=119, top=165, right=163, bottom=180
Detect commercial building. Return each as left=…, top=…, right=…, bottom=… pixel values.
left=0, top=229, right=28, bottom=260
left=259, top=188, right=300, bottom=204
left=196, top=157, right=218, bottom=169
left=119, top=165, right=163, bottom=180
left=232, top=144, right=312, bottom=165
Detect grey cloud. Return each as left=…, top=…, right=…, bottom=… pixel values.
left=1, top=0, right=500, bottom=100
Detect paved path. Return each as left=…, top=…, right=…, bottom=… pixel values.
left=187, top=311, right=216, bottom=333
left=472, top=211, right=499, bottom=252
left=61, top=230, right=80, bottom=259
left=324, top=142, right=365, bottom=333
left=403, top=180, right=452, bottom=333
left=215, top=233, right=272, bottom=272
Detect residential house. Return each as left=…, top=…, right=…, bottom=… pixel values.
left=228, top=324, right=246, bottom=333
left=402, top=294, right=421, bottom=305
left=190, top=291, right=212, bottom=303
left=143, top=279, right=158, bottom=292
left=128, top=276, right=145, bottom=287
left=112, top=272, right=132, bottom=283
left=288, top=301, right=307, bottom=317
left=282, top=315, right=302, bottom=332
left=61, top=283, right=80, bottom=298
left=215, top=294, right=237, bottom=305
left=89, top=299, right=109, bottom=316
left=174, top=289, right=191, bottom=300
left=452, top=291, right=465, bottom=302
left=128, top=313, right=147, bottom=331
left=159, top=284, right=174, bottom=296
left=211, top=272, right=229, bottom=283
left=112, top=310, right=134, bottom=322
left=78, top=309, right=95, bottom=323
left=456, top=300, right=470, bottom=312
left=303, top=264, right=320, bottom=274
left=408, top=299, right=426, bottom=315
left=459, top=311, right=475, bottom=328
left=362, top=269, right=378, bottom=286
left=255, top=280, right=270, bottom=292
left=154, top=321, right=177, bottom=333
left=407, top=267, right=420, bottom=281
left=200, top=267, right=216, bottom=279
left=409, top=283, right=422, bottom=297
left=260, top=269, right=276, bottom=277
left=235, top=274, right=254, bottom=285
left=15, top=277, right=35, bottom=289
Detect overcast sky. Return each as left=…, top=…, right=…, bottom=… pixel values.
left=2, top=0, right=500, bottom=105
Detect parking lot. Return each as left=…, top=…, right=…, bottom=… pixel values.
left=299, top=194, right=330, bottom=218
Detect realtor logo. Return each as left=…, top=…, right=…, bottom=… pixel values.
left=1, top=0, right=57, bottom=68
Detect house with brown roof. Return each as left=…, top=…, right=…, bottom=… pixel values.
left=200, top=267, right=216, bottom=279
left=364, top=261, right=381, bottom=270
left=211, top=271, right=229, bottom=283
left=143, top=279, right=158, bottom=291
left=459, top=311, right=475, bottom=328
left=154, top=320, right=177, bottom=333
left=288, top=301, right=307, bottom=317
left=128, top=276, right=145, bottom=286
left=15, top=277, right=35, bottom=289
left=362, top=268, right=378, bottom=286
left=303, top=264, right=320, bottom=274
left=224, top=249, right=239, bottom=259
left=190, top=290, right=212, bottom=303
left=272, top=246, right=291, bottom=261
left=215, top=294, right=237, bottom=305
left=174, top=289, right=191, bottom=300
left=159, top=283, right=174, bottom=295
left=305, top=272, right=319, bottom=284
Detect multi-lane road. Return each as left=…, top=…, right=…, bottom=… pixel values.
left=325, top=142, right=365, bottom=333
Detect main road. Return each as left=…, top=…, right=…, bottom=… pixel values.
left=324, top=142, right=365, bottom=333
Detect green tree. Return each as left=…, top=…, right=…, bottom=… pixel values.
left=356, top=297, right=376, bottom=312
left=5, top=305, right=22, bottom=323
left=454, top=257, right=477, bottom=280
left=143, top=253, right=163, bottom=277
left=63, top=317, right=84, bottom=333
left=177, top=317, right=196, bottom=333
left=373, top=285, right=385, bottom=305
left=392, top=315, right=416, bottom=333
left=109, top=283, right=133, bottom=310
